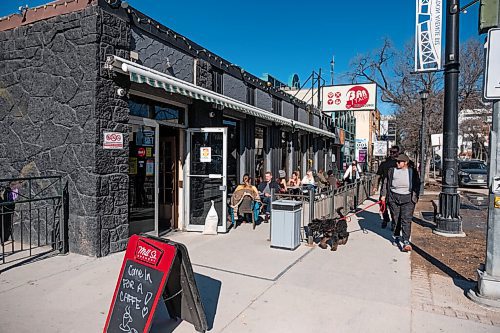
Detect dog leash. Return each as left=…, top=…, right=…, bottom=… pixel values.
left=338, top=200, right=384, bottom=222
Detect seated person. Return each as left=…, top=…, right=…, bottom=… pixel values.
left=326, top=170, right=338, bottom=189
left=229, top=174, right=261, bottom=225
left=288, top=171, right=302, bottom=187
left=315, top=168, right=330, bottom=192
left=301, top=169, right=316, bottom=192
left=277, top=170, right=288, bottom=193
left=257, top=171, right=281, bottom=219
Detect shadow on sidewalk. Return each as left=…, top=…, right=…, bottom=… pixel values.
left=151, top=273, right=221, bottom=332
left=356, top=209, right=395, bottom=245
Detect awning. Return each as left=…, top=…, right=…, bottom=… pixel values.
left=107, top=56, right=335, bottom=138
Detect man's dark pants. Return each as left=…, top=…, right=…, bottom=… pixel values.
left=387, top=191, right=415, bottom=243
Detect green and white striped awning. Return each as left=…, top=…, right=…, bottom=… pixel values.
left=110, top=56, right=334, bottom=137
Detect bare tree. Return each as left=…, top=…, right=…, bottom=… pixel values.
left=346, top=37, right=486, bottom=179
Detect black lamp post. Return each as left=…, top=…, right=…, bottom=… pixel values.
left=419, top=90, right=429, bottom=195
left=435, top=0, right=463, bottom=235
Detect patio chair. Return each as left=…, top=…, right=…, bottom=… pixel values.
left=238, top=195, right=256, bottom=229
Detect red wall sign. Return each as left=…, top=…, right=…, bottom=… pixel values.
left=137, top=147, right=146, bottom=158
left=103, top=235, right=176, bottom=333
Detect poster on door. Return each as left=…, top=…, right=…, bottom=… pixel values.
left=200, top=147, right=212, bottom=163
left=146, top=159, right=155, bottom=176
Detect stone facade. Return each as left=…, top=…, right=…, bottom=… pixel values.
left=0, top=5, right=133, bottom=256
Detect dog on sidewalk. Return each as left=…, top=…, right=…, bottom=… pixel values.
left=307, top=207, right=349, bottom=251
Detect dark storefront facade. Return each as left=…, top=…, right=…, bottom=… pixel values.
left=0, top=0, right=335, bottom=256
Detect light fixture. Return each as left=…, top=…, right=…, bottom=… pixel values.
left=419, top=90, right=429, bottom=101
left=209, top=111, right=216, bottom=118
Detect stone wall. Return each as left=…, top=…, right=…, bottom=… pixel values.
left=94, top=9, right=131, bottom=256
left=0, top=6, right=102, bottom=255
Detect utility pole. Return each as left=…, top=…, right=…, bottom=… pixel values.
left=330, top=56, right=335, bottom=86
left=468, top=24, right=500, bottom=307
left=419, top=90, right=429, bottom=195
left=435, top=0, right=464, bottom=236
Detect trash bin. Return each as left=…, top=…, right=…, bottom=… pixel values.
left=270, top=199, right=302, bottom=250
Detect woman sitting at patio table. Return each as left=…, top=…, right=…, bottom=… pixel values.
left=288, top=171, right=301, bottom=187
left=301, top=169, right=316, bottom=192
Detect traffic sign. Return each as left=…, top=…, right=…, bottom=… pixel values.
left=484, top=28, right=500, bottom=100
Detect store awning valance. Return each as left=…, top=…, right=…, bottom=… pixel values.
left=107, top=56, right=335, bottom=138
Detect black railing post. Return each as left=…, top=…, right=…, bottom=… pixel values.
left=61, top=181, right=69, bottom=254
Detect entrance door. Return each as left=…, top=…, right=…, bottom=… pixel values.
left=158, top=135, right=176, bottom=234
left=185, top=128, right=227, bottom=232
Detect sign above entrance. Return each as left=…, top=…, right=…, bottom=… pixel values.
left=103, top=132, right=124, bottom=149
left=200, top=147, right=212, bottom=162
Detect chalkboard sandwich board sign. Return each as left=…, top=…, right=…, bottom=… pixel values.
left=103, top=235, right=207, bottom=333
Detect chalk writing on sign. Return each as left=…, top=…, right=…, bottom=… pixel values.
left=107, top=260, right=163, bottom=333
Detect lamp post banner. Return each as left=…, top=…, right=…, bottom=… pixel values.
left=414, top=0, right=442, bottom=72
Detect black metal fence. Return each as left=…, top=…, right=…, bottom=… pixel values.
left=1, top=176, right=69, bottom=265
left=274, top=173, right=376, bottom=230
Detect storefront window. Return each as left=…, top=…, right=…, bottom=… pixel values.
left=129, top=96, right=185, bottom=125
left=224, top=118, right=239, bottom=193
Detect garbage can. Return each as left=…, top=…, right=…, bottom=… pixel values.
left=270, top=199, right=303, bottom=250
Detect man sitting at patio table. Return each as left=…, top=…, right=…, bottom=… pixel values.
left=257, top=171, right=281, bottom=220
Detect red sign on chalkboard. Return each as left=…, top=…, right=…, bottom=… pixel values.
left=103, top=235, right=176, bottom=333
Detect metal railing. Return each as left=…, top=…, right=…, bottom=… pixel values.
left=1, top=176, right=69, bottom=265
left=274, top=174, right=376, bottom=231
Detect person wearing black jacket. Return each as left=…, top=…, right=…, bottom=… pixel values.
left=380, top=154, right=421, bottom=252
left=374, top=145, right=400, bottom=229
left=257, top=171, right=281, bottom=219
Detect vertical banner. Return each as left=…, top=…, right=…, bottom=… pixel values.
left=415, top=0, right=442, bottom=72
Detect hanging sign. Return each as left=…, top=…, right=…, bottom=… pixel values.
left=103, top=132, right=124, bottom=150
left=414, top=0, right=442, bottom=72
left=200, top=147, right=212, bottom=163
left=373, top=141, right=387, bottom=157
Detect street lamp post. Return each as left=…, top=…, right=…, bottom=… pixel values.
left=435, top=0, right=464, bottom=236
left=419, top=90, right=429, bottom=195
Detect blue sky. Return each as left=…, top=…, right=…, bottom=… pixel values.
left=0, top=1, right=483, bottom=114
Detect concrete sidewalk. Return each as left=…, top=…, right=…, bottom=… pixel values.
left=1, top=198, right=499, bottom=332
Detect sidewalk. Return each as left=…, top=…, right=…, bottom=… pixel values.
left=1, top=197, right=499, bottom=332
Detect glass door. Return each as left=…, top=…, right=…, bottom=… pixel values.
left=128, top=122, right=159, bottom=236
left=185, top=128, right=227, bottom=232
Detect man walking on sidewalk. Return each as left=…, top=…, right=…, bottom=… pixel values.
left=374, top=145, right=400, bottom=229
left=380, top=154, right=420, bottom=252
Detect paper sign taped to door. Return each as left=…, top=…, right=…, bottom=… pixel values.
left=200, top=147, right=211, bottom=162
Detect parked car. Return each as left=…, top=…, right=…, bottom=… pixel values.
left=458, top=160, right=488, bottom=187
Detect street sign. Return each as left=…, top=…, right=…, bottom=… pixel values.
left=484, top=28, right=500, bottom=100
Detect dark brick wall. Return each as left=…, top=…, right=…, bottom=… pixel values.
left=282, top=101, right=294, bottom=120
left=298, top=107, right=309, bottom=124
left=131, top=27, right=194, bottom=82
left=223, top=74, right=246, bottom=103
left=255, top=89, right=272, bottom=112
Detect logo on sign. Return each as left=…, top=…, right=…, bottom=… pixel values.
left=327, top=99, right=334, bottom=105
left=346, top=86, right=369, bottom=109
left=335, top=92, right=341, bottom=98
left=135, top=239, right=164, bottom=266
left=327, top=92, right=334, bottom=98
left=103, top=131, right=124, bottom=150
left=137, top=147, right=146, bottom=158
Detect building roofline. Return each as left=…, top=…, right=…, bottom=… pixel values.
left=0, top=0, right=95, bottom=32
